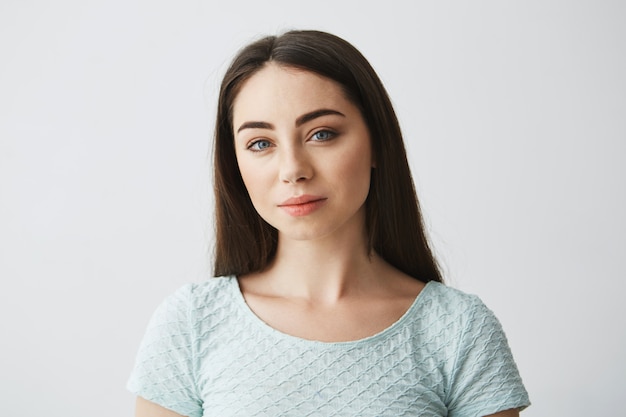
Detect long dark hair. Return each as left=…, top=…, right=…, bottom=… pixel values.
left=213, top=30, right=442, bottom=283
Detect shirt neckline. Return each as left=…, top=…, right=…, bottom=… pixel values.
left=227, top=276, right=437, bottom=348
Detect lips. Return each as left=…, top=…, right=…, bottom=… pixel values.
left=278, top=195, right=327, bottom=216
left=279, top=195, right=326, bottom=206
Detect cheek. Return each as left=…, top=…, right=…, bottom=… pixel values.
left=239, top=167, right=257, bottom=197
left=237, top=159, right=270, bottom=208
left=332, top=147, right=373, bottom=194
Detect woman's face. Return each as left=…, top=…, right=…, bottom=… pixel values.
left=232, top=63, right=374, bottom=242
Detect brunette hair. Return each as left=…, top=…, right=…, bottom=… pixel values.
left=213, top=30, right=442, bottom=283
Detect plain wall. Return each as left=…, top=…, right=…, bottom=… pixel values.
left=1, top=1, right=624, bottom=415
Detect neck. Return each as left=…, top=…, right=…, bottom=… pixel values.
left=256, top=218, right=392, bottom=304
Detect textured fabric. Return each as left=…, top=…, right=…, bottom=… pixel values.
left=128, top=277, right=530, bottom=417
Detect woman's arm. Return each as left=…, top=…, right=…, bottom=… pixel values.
left=485, top=409, right=519, bottom=417
left=135, top=396, right=186, bottom=417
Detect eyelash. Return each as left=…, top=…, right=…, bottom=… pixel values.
left=310, top=129, right=336, bottom=142
left=246, top=129, right=337, bottom=152
left=247, top=139, right=272, bottom=152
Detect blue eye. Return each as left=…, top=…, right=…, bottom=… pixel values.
left=249, top=139, right=272, bottom=151
left=311, top=130, right=335, bottom=141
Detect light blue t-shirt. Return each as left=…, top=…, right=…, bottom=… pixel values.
left=127, top=277, right=529, bottom=416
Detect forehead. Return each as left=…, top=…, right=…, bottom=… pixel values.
left=232, top=64, right=354, bottom=126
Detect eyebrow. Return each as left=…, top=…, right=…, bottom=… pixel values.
left=295, top=109, right=345, bottom=127
left=236, top=108, right=345, bottom=133
left=236, top=121, right=273, bottom=133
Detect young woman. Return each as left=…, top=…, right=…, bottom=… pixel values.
left=128, top=30, right=530, bottom=417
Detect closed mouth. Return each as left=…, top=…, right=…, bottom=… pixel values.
left=278, top=196, right=328, bottom=216
left=279, top=195, right=327, bottom=206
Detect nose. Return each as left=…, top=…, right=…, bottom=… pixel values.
left=278, top=145, right=313, bottom=184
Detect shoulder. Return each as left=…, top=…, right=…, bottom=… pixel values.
left=185, top=275, right=236, bottom=301
left=149, top=276, right=238, bottom=327
left=164, top=276, right=236, bottom=305
left=127, top=279, right=238, bottom=417
left=425, top=283, right=507, bottom=345
left=418, top=281, right=488, bottom=322
left=411, top=282, right=502, bottom=356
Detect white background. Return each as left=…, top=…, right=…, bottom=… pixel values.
left=1, top=1, right=624, bottom=416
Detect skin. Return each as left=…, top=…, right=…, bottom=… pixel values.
left=134, top=63, right=520, bottom=417
left=234, top=65, right=374, bottom=245
left=135, top=395, right=520, bottom=417
left=232, top=63, right=423, bottom=341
